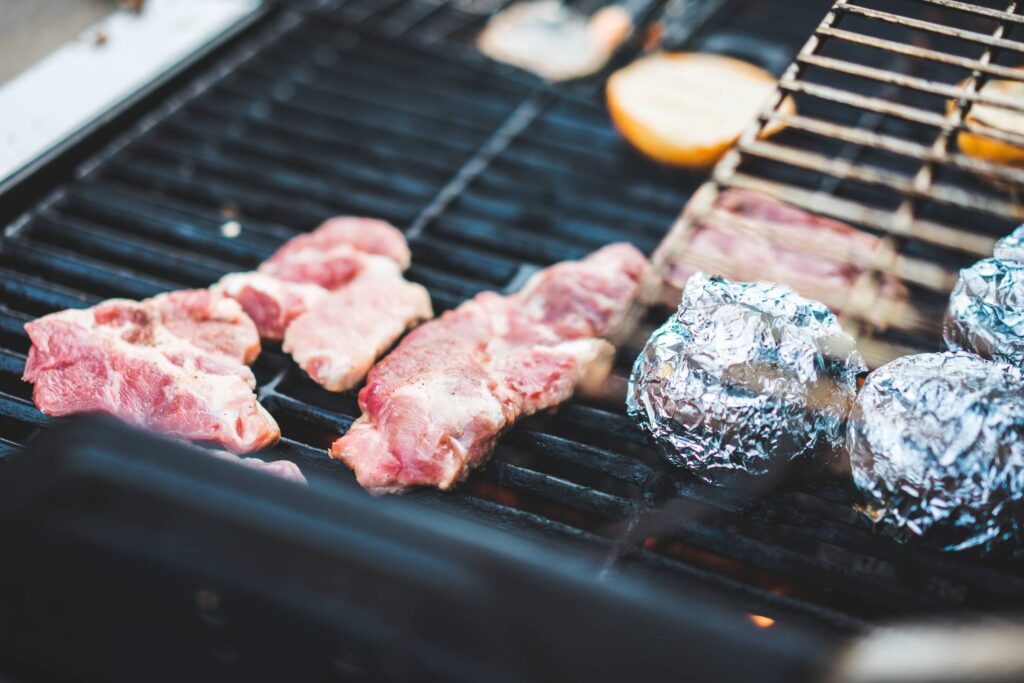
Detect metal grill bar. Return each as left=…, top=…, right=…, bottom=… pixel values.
left=0, top=396, right=46, bottom=426
left=740, top=139, right=1024, bottom=221
left=899, top=0, right=1015, bottom=274
left=716, top=172, right=990, bottom=270
left=840, top=3, right=1024, bottom=54
left=769, top=111, right=1024, bottom=186
left=817, top=26, right=1024, bottom=80
left=908, top=0, right=1024, bottom=23
left=672, top=0, right=1024, bottom=363
left=745, top=137, right=1015, bottom=215
left=781, top=77, right=950, bottom=127
left=780, top=75, right=1024, bottom=151
left=798, top=52, right=1024, bottom=112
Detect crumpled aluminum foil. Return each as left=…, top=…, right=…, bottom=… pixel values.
left=847, top=352, right=1024, bottom=554
left=943, top=257, right=1024, bottom=368
left=994, top=224, right=1024, bottom=261
left=627, top=273, right=866, bottom=485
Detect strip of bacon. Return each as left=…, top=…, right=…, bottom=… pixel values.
left=215, top=216, right=433, bottom=392
left=329, top=244, right=648, bottom=494
left=23, top=291, right=279, bottom=453
left=654, top=188, right=908, bottom=329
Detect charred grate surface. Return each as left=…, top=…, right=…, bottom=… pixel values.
left=308, top=0, right=653, bottom=97
left=416, top=93, right=695, bottom=271
left=309, top=0, right=837, bottom=104
left=320, top=0, right=519, bottom=47
left=2, top=1, right=1023, bottom=641
left=309, top=0, right=794, bottom=99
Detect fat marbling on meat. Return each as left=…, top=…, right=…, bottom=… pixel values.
left=215, top=217, right=411, bottom=340
left=329, top=243, right=648, bottom=494
left=23, top=290, right=279, bottom=453
left=282, top=267, right=432, bottom=392
left=215, top=216, right=431, bottom=392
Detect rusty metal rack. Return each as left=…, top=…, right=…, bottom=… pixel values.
left=655, top=0, right=1024, bottom=367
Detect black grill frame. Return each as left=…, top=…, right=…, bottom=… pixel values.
left=2, top=0, right=1022, bottom=659
left=0, top=418, right=830, bottom=683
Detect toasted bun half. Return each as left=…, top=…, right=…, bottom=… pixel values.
left=607, top=52, right=793, bottom=168
left=952, top=72, right=1024, bottom=166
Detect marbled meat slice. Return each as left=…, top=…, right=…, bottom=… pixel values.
left=263, top=216, right=412, bottom=283
left=22, top=291, right=279, bottom=453
left=215, top=273, right=327, bottom=341
left=283, top=272, right=433, bottom=392
left=655, top=188, right=908, bottom=329
left=214, top=217, right=412, bottom=340
left=329, top=243, right=648, bottom=494
left=148, top=289, right=262, bottom=363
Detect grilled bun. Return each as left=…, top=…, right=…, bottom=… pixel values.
left=952, top=73, right=1024, bottom=166
left=607, top=52, right=793, bottom=168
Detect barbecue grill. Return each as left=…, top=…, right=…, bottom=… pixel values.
left=1, top=1, right=1023, bottom=681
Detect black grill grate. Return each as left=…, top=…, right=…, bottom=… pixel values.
left=312, top=0, right=633, bottom=94
left=322, top=0, right=516, bottom=46
left=2, top=0, right=1022, bottom=644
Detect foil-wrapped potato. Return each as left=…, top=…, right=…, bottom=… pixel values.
left=848, top=352, right=1024, bottom=554
left=944, top=257, right=1024, bottom=368
left=995, top=224, right=1024, bottom=262
left=627, top=273, right=865, bottom=486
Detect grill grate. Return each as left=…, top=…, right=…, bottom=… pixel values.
left=322, top=0, right=517, bottom=46
left=659, top=0, right=1024, bottom=367
left=2, top=0, right=1023, bottom=643
left=311, top=0, right=790, bottom=97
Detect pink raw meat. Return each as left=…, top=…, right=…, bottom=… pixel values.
left=23, top=291, right=279, bottom=453
left=329, top=243, right=647, bottom=494
left=216, top=216, right=433, bottom=392
left=283, top=272, right=432, bottom=392
left=656, top=188, right=908, bottom=328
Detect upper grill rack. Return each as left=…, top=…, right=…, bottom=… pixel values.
left=2, top=0, right=1023, bottom=641
left=662, top=0, right=1024, bottom=367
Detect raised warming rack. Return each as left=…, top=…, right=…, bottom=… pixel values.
left=657, top=0, right=1024, bottom=367
left=2, top=0, right=1023, bottom=643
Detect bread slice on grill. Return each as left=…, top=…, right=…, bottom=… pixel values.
left=952, top=73, right=1024, bottom=167
left=607, top=52, right=793, bottom=168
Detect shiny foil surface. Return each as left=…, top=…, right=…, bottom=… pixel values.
left=994, top=224, right=1024, bottom=261
left=944, top=257, right=1024, bottom=368
left=848, top=352, right=1024, bottom=554
left=627, top=273, right=865, bottom=486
